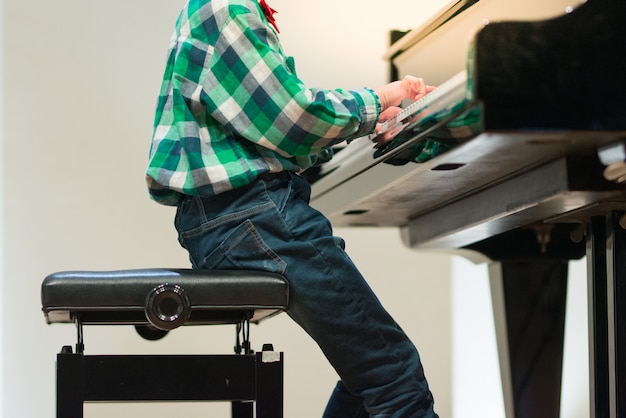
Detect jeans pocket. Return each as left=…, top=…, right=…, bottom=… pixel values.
left=202, top=219, right=287, bottom=275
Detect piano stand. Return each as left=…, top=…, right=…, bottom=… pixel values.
left=480, top=212, right=625, bottom=418
left=489, top=260, right=568, bottom=418
left=587, top=213, right=626, bottom=418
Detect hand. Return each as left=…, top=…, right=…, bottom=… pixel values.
left=372, top=106, right=404, bottom=148
left=374, top=75, right=436, bottom=110
left=398, top=76, right=436, bottom=102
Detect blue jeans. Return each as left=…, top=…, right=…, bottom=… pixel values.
left=174, top=172, right=438, bottom=418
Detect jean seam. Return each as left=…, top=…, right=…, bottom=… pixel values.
left=180, top=201, right=275, bottom=239
left=214, top=220, right=287, bottom=274
left=258, top=176, right=296, bottom=242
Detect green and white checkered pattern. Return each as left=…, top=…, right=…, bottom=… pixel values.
left=146, top=0, right=381, bottom=205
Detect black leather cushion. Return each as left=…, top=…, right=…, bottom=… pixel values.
left=41, top=269, right=289, bottom=326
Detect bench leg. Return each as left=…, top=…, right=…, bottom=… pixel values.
left=232, top=401, right=253, bottom=418
left=56, top=347, right=84, bottom=418
left=256, top=349, right=284, bottom=418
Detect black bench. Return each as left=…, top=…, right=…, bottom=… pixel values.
left=41, top=268, right=289, bottom=418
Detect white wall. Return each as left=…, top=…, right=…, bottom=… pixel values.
left=451, top=258, right=505, bottom=418
left=0, top=0, right=4, bottom=414
left=1, top=0, right=455, bottom=417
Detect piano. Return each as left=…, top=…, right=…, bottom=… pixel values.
left=307, top=0, right=626, bottom=417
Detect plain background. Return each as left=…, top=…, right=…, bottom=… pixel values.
left=1, top=0, right=590, bottom=416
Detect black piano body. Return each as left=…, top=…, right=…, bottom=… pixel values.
left=308, top=0, right=626, bottom=417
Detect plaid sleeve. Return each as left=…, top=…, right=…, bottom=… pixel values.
left=201, top=0, right=380, bottom=157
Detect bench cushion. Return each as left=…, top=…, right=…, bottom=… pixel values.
left=41, top=269, right=289, bottom=327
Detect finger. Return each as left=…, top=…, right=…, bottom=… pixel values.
left=378, top=106, right=403, bottom=122
left=413, top=78, right=426, bottom=97
left=414, top=84, right=437, bottom=101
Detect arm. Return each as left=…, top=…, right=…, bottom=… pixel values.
left=198, top=0, right=380, bottom=157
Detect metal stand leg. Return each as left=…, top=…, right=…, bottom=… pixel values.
left=587, top=212, right=626, bottom=418
left=608, top=213, right=626, bottom=418
left=489, top=259, right=568, bottom=418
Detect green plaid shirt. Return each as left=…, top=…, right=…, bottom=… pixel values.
left=146, top=0, right=381, bottom=205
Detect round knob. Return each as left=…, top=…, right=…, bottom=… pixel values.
left=144, top=283, right=191, bottom=330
